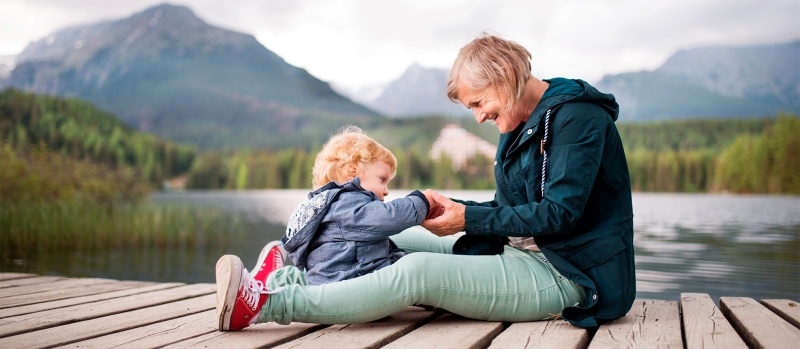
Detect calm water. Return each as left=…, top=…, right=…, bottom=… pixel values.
left=5, top=190, right=799, bottom=301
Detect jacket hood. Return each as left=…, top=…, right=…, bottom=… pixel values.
left=282, top=177, right=367, bottom=270
left=538, top=78, right=619, bottom=122
left=501, top=78, right=620, bottom=163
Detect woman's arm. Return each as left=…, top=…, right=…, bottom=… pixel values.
left=425, top=104, right=607, bottom=238
left=451, top=197, right=500, bottom=208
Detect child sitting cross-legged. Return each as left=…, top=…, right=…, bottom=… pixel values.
left=215, top=126, right=436, bottom=331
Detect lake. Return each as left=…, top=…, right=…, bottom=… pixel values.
left=5, top=190, right=799, bottom=302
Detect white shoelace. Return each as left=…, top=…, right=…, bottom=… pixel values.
left=241, top=268, right=286, bottom=310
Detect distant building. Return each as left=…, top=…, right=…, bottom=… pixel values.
left=429, top=124, right=497, bottom=170
left=162, top=175, right=187, bottom=191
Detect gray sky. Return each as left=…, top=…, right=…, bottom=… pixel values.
left=1, top=0, right=798, bottom=89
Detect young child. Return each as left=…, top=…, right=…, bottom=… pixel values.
left=215, top=126, right=433, bottom=330
left=282, top=126, right=432, bottom=285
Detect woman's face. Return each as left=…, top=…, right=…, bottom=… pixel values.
left=457, top=87, right=525, bottom=134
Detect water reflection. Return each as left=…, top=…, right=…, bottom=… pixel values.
left=632, top=193, right=800, bottom=301
left=3, top=191, right=798, bottom=301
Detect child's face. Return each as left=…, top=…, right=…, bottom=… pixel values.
left=358, top=161, right=392, bottom=201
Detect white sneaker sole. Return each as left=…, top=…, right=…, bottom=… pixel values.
left=216, top=255, right=243, bottom=331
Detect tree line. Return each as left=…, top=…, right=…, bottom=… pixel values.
left=1, top=89, right=797, bottom=196
left=622, top=114, right=798, bottom=194
left=0, top=89, right=195, bottom=186
left=185, top=144, right=496, bottom=191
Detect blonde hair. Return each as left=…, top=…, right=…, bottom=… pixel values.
left=311, top=126, right=397, bottom=189
left=447, top=33, right=532, bottom=111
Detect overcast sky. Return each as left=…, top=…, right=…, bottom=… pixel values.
left=1, top=0, right=798, bottom=89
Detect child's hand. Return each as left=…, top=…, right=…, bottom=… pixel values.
left=423, top=189, right=444, bottom=220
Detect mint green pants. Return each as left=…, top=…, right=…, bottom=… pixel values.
left=260, top=227, right=585, bottom=325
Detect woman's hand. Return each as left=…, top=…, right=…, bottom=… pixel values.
left=422, top=189, right=444, bottom=220
left=421, top=191, right=466, bottom=236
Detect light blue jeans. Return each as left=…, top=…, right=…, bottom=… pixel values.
left=259, top=227, right=585, bottom=324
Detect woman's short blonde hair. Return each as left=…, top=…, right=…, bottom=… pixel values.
left=446, top=33, right=532, bottom=111
left=311, top=126, right=397, bottom=189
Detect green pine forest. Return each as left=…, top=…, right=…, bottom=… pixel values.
left=1, top=88, right=798, bottom=202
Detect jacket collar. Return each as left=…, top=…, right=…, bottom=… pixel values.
left=503, top=93, right=572, bottom=159
left=308, top=177, right=373, bottom=200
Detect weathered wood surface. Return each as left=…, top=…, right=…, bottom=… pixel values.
left=0, top=283, right=215, bottom=337
left=0, top=282, right=182, bottom=319
left=58, top=309, right=218, bottom=349
left=164, top=322, right=328, bottom=349
left=0, top=275, right=65, bottom=290
left=761, top=299, right=800, bottom=329
left=382, top=313, right=505, bottom=349
left=0, top=273, right=36, bottom=281
left=680, top=293, right=748, bottom=349
left=0, top=277, right=114, bottom=298
left=0, top=279, right=152, bottom=309
left=0, top=273, right=797, bottom=349
left=589, top=300, right=683, bottom=349
left=487, top=319, right=590, bottom=349
left=2, top=293, right=216, bottom=349
left=720, top=297, right=800, bottom=349
left=273, top=306, right=440, bottom=349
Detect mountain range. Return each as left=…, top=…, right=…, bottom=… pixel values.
left=595, top=41, right=800, bottom=121
left=3, top=3, right=797, bottom=151
left=349, top=42, right=798, bottom=121
left=5, top=4, right=378, bottom=149
left=336, top=64, right=469, bottom=118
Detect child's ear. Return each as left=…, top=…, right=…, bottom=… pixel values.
left=347, top=164, right=358, bottom=178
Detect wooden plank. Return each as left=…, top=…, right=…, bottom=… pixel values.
left=761, top=299, right=800, bottom=329
left=589, top=300, right=683, bottom=349
left=680, top=293, right=747, bottom=349
left=273, top=306, right=441, bottom=349
left=382, top=314, right=505, bottom=349
left=0, top=277, right=115, bottom=298
left=0, top=283, right=215, bottom=338
left=0, top=276, right=65, bottom=289
left=0, top=282, right=182, bottom=319
left=0, top=279, right=152, bottom=309
left=719, top=297, right=800, bottom=349
left=0, top=273, right=36, bottom=281
left=163, top=323, right=328, bottom=349
left=487, top=320, right=589, bottom=349
left=55, top=310, right=218, bottom=349
left=1, top=293, right=216, bottom=349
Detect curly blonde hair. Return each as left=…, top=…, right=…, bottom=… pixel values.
left=311, top=126, right=397, bottom=189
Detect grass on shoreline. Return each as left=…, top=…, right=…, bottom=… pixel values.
left=0, top=201, right=245, bottom=252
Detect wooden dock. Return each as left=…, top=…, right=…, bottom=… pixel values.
left=0, top=273, right=798, bottom=348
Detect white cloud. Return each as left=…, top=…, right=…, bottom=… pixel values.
left=1, top=0, right=798, bottom=88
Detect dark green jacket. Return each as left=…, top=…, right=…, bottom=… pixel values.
left=454, top=78, right=635, bottom=331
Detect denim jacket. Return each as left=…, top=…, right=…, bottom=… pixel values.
left=282, top=177, right=430, bottom=285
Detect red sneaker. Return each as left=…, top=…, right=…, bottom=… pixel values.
left=250, top=241, right=286, bottom=285
left=216, top=255, right=270, bottom=331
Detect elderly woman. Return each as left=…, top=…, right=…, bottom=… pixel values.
left=216, top=34, right=634, bottom=332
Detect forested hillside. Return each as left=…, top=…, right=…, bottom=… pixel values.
left=620, top=115, right=799, bottom=193
left=0, top=89, right=194, bottom=184
left=7, top=4, right=378, bottom=150
left=0, top=89, right=196, bottom=204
